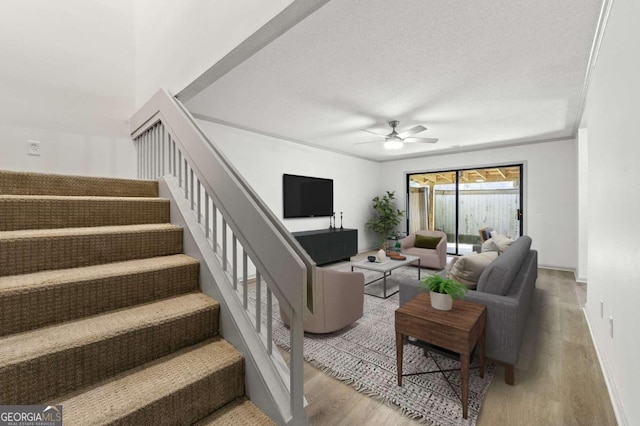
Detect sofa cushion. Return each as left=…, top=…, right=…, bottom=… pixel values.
left=449, top=251, right=498, bottom=289
left=477, top=236, right=532, bottom=295
left=415, top=234, right=440, bottom=249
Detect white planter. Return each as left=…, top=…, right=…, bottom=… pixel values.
left=430, top=291, right=453, bottom=311
left=377, top=248, right=387, bottom=262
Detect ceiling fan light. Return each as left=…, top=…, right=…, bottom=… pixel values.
left=384, top=137, right=403, bottom=150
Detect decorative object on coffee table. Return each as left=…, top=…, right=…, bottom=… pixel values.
left=388, top=253, right=406, bottom=260
left=366, top=191, right=404, bottom=249
left=420, top=274, right=468, bottom=311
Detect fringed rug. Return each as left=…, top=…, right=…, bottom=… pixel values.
left=251, top=264, right=495, bottom=425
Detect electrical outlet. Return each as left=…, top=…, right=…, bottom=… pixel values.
left=27, top=141, right=40, bottom=156
left=609, top=316, right=614, bottom=338
left=600, top=300, right=604, bottom=318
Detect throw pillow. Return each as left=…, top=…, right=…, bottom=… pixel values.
left=481, top=235, right=515, bottom=253
left=481, top=239, right=500, bottom=253
left=448, top=251, right=498, bottom=289
left=414, top=234, right=441, bottom=249
left=493, top=234, right=515, bottom=252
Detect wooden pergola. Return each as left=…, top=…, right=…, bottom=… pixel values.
left=410, top=167, right=521, bottom=186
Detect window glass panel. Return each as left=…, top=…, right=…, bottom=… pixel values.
left=408, top=165, right=522, bottom=255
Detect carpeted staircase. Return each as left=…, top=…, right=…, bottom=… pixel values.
left=0, top=170, right=274, bottom=425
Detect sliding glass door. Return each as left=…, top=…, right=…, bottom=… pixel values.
left=407, top=165, right=523, bottom=255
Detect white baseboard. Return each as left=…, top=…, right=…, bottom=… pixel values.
left=582, top=307, right=628, bottom=425
left=538, top=263, right=575, bottom=273
left=358, top=247, right=376, bottom=254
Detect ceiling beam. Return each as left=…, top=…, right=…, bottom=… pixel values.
left=177, top=0, right=332, bottom=103
left=437, top=173, right=453, bottom=183
left=473, top=170, right=487, bottom=179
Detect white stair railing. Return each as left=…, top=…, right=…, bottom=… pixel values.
left=130, top=89, right=314, bottom=425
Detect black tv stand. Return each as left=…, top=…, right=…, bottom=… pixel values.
left=292, top=228, right=358, bottom=265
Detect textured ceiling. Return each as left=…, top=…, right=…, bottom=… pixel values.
left=185, top=0, right=603, bottom=161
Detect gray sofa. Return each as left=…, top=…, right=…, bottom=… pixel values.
left=399, top=235, right=537, bottom=385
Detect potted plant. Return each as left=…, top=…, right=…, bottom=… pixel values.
left=420, top=274, right=468, bottom=311
left=366, top=191, right=405, bottom=251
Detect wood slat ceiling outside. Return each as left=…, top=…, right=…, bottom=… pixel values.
left=410, top=167, right=520, bottom=186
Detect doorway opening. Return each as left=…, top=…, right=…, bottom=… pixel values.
left=407, top=165, right=523, bottom=255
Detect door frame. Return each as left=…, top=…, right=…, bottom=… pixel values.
left=405, top=163, right=525, bottom=255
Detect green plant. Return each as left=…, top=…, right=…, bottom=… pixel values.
left=420, top=274, right=468, bottom=299
left=366, top=191, right=405, bottom=248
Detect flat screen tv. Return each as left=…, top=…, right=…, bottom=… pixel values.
left=283, top=174, right=333, bottom=218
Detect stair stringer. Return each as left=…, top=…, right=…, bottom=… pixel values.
left=159, top=176, right=307, bottom=425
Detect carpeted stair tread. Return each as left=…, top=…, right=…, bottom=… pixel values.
left=194, top=397, right=276, bottom=425
left=0, top=293, right=219, bottom=404
left=0, top=255, right=200, bottom=335
left=0, top=170, right=158, bottom=197
left=0, top=292, right=217, bottom=365
left=0, top=223, right=181, bottom=239
left=56, top=338, right=244, bottom=426
left=0, top=195, right=170, bottom=231
left=0, top=224, right=183, bottom=276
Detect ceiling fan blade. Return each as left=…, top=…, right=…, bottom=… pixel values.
left=403, top=137, right=439, bottom=144
left=397, top=125, right=427, bottom=139
left=354, top=140, right=384, bottom=145
left=361, top=129, right=388, bottom=138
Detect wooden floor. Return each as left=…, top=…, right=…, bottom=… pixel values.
left=298, top=263, right=617, bottom=425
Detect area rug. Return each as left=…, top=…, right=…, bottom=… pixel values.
left=249, top=266, right=495, bottom=425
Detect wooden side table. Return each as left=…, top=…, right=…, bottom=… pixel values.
left=395, top=293, right=487, bottom=419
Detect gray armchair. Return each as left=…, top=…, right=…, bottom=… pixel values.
left=280, top=268, right=364, bottom=334
left=400, top=230, right=447, bottom=270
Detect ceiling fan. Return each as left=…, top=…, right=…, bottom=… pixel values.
left=356, top=120, right=438, bottom=150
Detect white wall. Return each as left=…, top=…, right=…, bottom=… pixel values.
left=582, top=0, right=640, bottom=423
left=380, top=140, right=578, bottom=270
left=196, top=117, right=579, bottom=268
left=0, top=0, right=136, bottom=178
left=134, top=0, right=295, bottom=107
left=577, top=128, right=589, bottom=282
left=196, top=120, right=382, bottom=251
